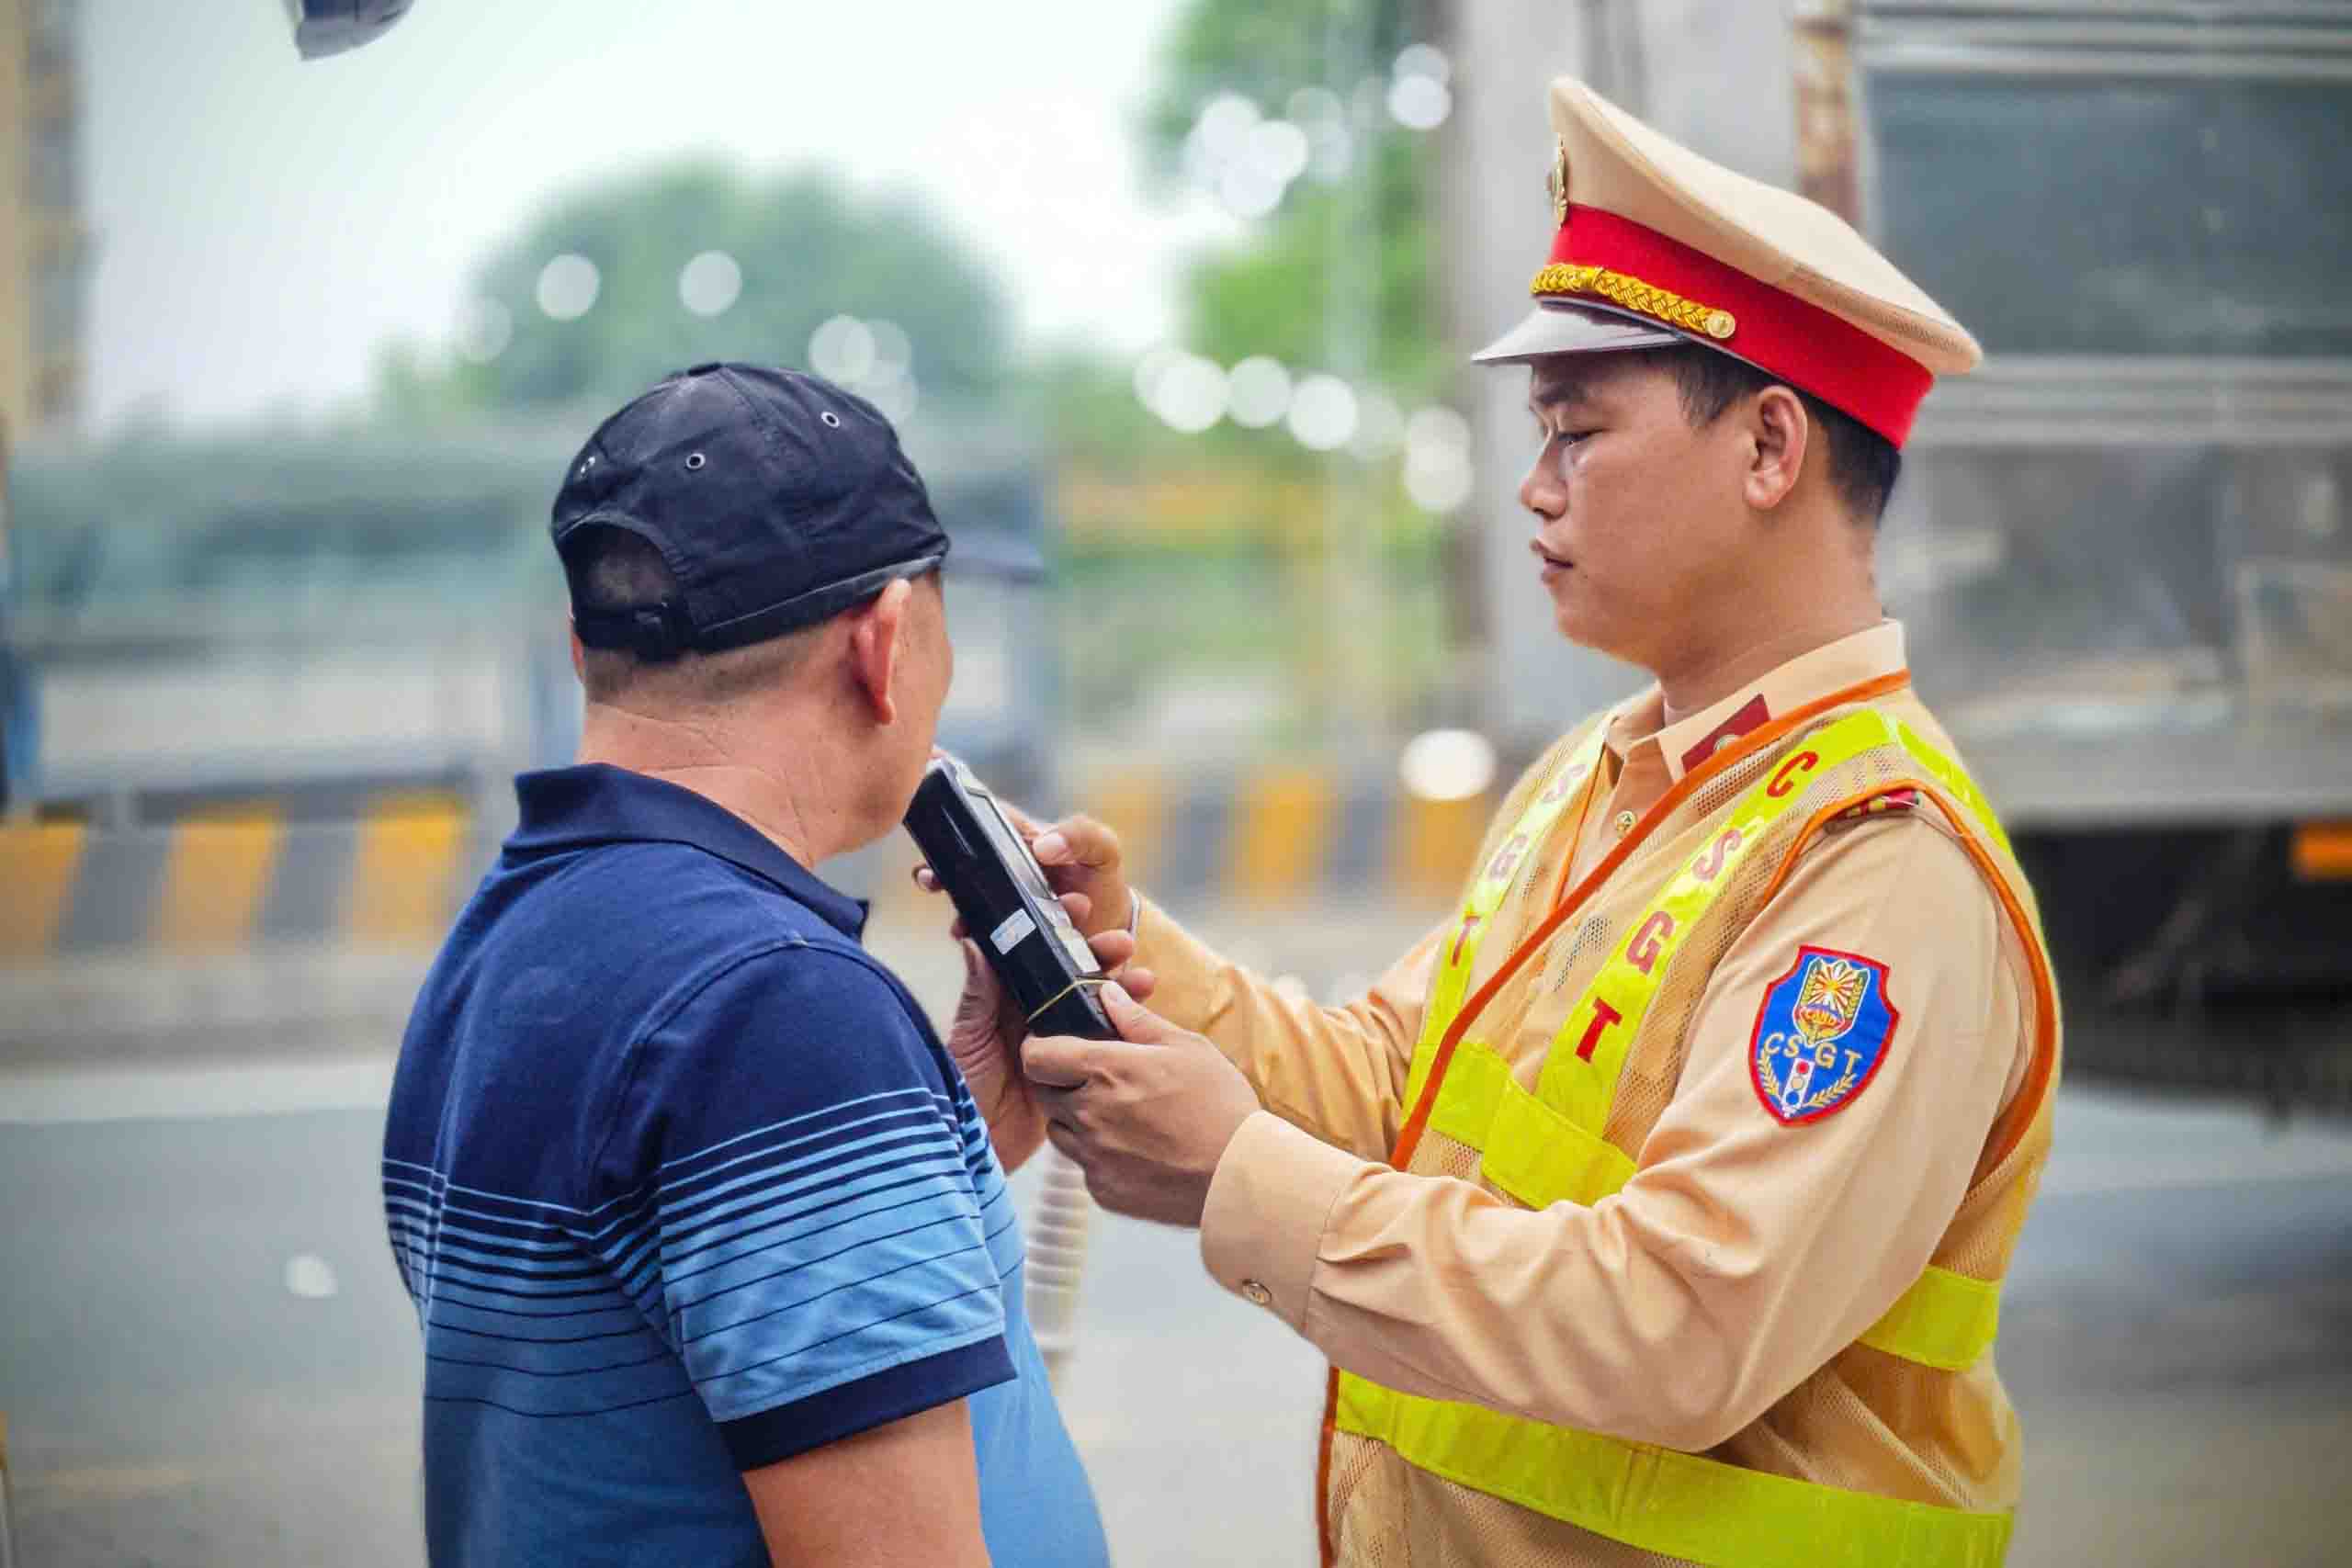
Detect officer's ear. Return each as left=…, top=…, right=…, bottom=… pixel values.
left=846, top=578, right=915, bottom=725
left=1742, top=385, right=1810, bottom=514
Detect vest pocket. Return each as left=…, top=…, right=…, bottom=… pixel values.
left=1480, top=1079, right=1636, bottom=1210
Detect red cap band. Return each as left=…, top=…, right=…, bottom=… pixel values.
left=1546, top=207, right=1933, bottom=446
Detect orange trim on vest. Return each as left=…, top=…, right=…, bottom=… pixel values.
left=1323, top=672, right=1914, bottom=1563
left=1389, top=671, right=1910, bottom=1171
left=1756, top=781, right=2060, bottom=1181
left=1317, top=1366, right=1341, bottom=1566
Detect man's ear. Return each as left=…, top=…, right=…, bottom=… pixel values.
left=1744, top=385, right=1810, bottom=513
left=846, top=578, right=914, bottom=725
left=569, top=625, right=586, bottom=682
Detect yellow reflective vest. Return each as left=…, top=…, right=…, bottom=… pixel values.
left=1318, top=681, right=2060, bottom=1568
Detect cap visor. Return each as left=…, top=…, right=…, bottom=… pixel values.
left=944, top=530, right=1047, bottom=584
left=1472, top=300, right=1683, bottom=365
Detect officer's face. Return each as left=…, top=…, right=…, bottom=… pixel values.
left=1519, top=356, right=1756, bottom=668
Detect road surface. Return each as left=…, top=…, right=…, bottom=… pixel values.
left=4, top=898, right=2348, bottom=1564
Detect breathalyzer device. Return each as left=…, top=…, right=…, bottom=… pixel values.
left=903, top=756, right=1118, bottom=1040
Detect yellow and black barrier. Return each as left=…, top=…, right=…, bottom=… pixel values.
left=0, top=793, right=481, bottom=962
left=0, top=771, right=1494, bottom=962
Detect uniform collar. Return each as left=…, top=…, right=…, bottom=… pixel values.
left=507, top=762, right=870, bottom=939
left=1607, top=621, right=1909, bottom=783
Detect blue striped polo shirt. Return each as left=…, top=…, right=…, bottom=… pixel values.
left=382, top=763, right=1106, bottom=1567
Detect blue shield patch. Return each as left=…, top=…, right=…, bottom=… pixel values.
left=1748, top=946, right=1899, bottom=1125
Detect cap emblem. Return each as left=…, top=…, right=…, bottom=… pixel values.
left=1530, top=262, right=1736, bottom=342
left=1547, top=136, right=1570, bottom=227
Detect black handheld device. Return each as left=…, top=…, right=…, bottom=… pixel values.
left=903, top=756, right=1118, bottom=1040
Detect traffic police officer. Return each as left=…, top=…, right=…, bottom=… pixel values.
left=967, top=77, right=2060, bottom=1566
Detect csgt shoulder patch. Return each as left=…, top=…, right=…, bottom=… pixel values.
left=1749, top=946, right=1898, bottom=1125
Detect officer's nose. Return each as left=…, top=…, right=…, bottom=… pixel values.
left=1519, top=447, right=1567, bottom=523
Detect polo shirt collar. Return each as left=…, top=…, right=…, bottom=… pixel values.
left=1605, top=620, right=1909, bottom=782
left=507, top=763, right=870, bottom=938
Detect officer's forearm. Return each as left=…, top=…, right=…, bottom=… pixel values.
left=1134, top=899, right=1428, bottom=1162
left=1200, top=1105, right=1955, bottom=1454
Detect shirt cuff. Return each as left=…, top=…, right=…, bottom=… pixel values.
left=715, top=1336, right=1016, bottom=1471
left=1199, top=1110, right=1362, bottom=1334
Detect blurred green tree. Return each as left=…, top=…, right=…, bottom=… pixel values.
left=1144, top=0, right=1443, bottom=399
left=377, top=162, right=1012, bottom=420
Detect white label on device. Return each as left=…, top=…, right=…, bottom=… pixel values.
left=989, top=908, right=1037, bottom=954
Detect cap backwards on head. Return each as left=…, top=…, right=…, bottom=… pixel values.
left=551, top=363, right=949, bottom=660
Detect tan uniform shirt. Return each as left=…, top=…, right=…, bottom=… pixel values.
left=1140, top=623, right=2030, bottom=1450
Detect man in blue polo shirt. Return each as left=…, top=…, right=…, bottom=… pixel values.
left=383, top=364, right=1117, bottom=1566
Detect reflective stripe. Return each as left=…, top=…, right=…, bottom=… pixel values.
left=1335, top=1375, right=2014, bottom=1568
left=1506, top=709, right=2021, bottom=1371
left=1537, top=711, right=1905, bottom=1131
left=1347, top=702, right=2033, bottom=1562
left=1424, top=1042, right=1635, bottom=1210
left=1403, top=721, right=1611, bottom=1111
left=1859, top=1265, right=2002, bottom=1371
left=1482, top=1081, right=1635, bottom=1212
left=1432, top=1072, right=1998, bottom=1369
left=1410, top=710, right=2022, bottom=1402
left=1894, top=722, right=2013, bottom=858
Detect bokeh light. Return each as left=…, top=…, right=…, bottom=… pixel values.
left=677, top=250, right=743, bottom=318
left=808, top=314, right=878, bottom=384
left=535, top=254, right=601, bottom=321
left=1399, top=728, right=1498, bottom=802
left=1404, top=404, right=1476, bottom=513
left=1194, top=93, right=1261, bottom=161
left=1225, top=356, right=1293, bottom=429
left=1394, top=43, right=1451, bottom=87
left=1249, top=119, right=1310, bottom=185
left=1132, top=344, right=1182, bottom=411
left=1287, top=374, right=1358, bottom=451
left=1387, top=73, right=1451, bottom=131
left=1152, top=354, right=1229, bottom=434
left=868, top=320, right=914, bottom=378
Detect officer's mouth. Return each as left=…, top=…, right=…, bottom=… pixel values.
left=1531, top=540, right=1573, bottom=579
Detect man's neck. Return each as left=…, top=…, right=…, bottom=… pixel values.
left=1654, top=604, right=1882, bottom=729
left=577, top=703, right=847, bottom=868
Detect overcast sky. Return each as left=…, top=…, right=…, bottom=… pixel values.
left=82, top=0, right=1223, bottom=429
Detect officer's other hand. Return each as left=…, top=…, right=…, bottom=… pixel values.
left=913, top=804, right=1136, bottom=941
left=1023, top=983, right=1260, bottom=1229
left=942, top=906, right=1155, bottom=1176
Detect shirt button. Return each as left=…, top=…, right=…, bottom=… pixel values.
left=1240, top=1280, right=1272, bottom=1308
left=1612, top=809, right=1637, bottom=837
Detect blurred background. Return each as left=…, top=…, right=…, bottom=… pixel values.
left=2, top=0, right=2349, bottom=1562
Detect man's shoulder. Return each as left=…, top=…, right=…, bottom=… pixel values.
left=654, top=931, right=932, bottom=1055
left=462, top=835, right=865, bottom=1001
left=397, top=838, right=924, bottom=1142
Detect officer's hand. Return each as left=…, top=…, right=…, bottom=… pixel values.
left=914, top=802, right=1137, bottom=941
left=1023, top=983, right=1260, bottom=1229
left=942, top=905, right=1155, bottom=1176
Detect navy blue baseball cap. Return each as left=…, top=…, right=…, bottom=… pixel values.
left=552, top=363, right=950, bottom=659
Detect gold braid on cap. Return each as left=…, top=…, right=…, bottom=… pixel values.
left=1530, top=263, right=1736, bottom=341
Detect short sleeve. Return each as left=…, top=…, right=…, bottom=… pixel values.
left=582, top=942, right=1016, bottom=1471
